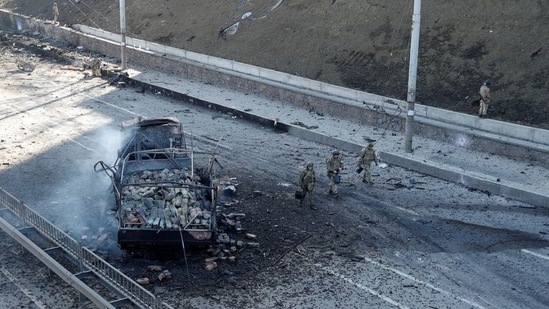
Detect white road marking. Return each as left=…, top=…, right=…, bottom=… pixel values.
left=0, top=266, right=48, bottom=309
left=521, top=249, right=549, bottom=262
left=83, top=93, right=235, bottom=153
left=316, top=263, right=410, bottom=309
left=362, top=256, right=486, bottom=309
left=81, top=93, right=143, bottom=117
left=393, top=205, right=419, bottom=216
left=4, top=104, right=97, bottom=152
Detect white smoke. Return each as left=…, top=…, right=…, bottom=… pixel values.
left=36, top=125, right=130, bottom=256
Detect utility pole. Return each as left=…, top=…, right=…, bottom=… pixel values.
left=119, top=0, right=127, bottom=70
left=404, top=0, right=421, bottom=153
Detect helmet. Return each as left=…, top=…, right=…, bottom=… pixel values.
left=306, top=162, right=314, bottom=168
left=483, top=79, right=491, bottom=86
left=332, top=150, right=340, bottom=155
left=368, top=143, right=374, bottom=148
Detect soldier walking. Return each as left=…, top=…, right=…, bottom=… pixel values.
left=357, top=143, right=379, bottom=184
left=298, top=162, right=316, bottom=210
left=52, top=3, right=60, bottom=24
left=326, top=150, right=343, bottom=195
left=479, top=79, right=492, bottom=118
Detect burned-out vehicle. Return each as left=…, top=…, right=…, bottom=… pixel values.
left=94, top=117, right=221, bottom=251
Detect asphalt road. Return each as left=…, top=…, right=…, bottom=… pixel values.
left=1, top=48, right=549, bottom=309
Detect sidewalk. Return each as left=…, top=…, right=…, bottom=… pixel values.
left=125, top=66, right=549, bottom=207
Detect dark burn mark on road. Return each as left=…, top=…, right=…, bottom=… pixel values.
left=462, top=42, right=488, bottom=59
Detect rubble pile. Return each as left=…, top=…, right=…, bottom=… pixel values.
left=199, top=209, right=261, bottom=271
left=120, top=168, right=214, bottom=230
left=136, top=265, right=172, bottom=285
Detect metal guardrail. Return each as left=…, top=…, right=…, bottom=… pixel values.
left=0, top=188, right=173, bottom=309
left=24, top=209, right=81, bottom=259
left=81, top=248, right=158, bottom=309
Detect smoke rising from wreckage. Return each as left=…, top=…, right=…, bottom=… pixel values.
left=94, top=117, right=222, bottom=251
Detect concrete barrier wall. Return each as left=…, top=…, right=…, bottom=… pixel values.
left=2, top=10, right=548, bottom=166
left=68, top=24, right=549, bottom=152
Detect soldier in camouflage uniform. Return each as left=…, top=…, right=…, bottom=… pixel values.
left=298, top=162, right=316, bottom=209
left=479, top=79, right=492, bottom=118
left=326, top=150, right=343, bottom=195
left=52, top=3, right=60, bottom=24
left=357, top=143, right=379, bottom=184
left=90, top=58, right=103, bottom=77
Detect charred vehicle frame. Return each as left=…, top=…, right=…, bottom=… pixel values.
left=95, top=117, right=221, bottom=251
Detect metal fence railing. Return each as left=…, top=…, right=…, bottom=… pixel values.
left=81, top=248, right=158, bottom=309
left=0, top=188, right=171, bottom=309
left=0, top=186, right=25, bottom=217
left=23, top=209, right=81, bottom=259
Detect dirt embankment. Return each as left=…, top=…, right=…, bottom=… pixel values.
left=1, top=0, right=548, bottom=128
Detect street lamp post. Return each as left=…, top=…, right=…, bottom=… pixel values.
left=119, top=0, right=127, bottom=70
left=404, top=0, right=422, bottom=153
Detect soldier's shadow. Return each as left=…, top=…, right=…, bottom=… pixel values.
left=7, top=69, right=33, bottom=75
